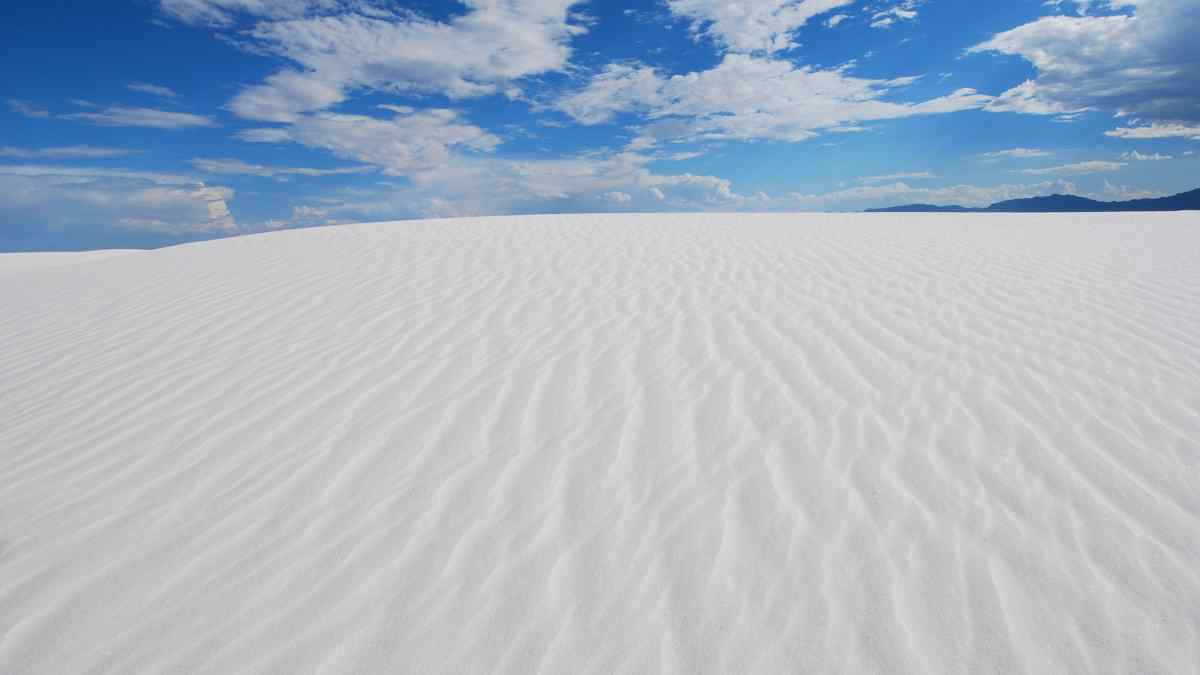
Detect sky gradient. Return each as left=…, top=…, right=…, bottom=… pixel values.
left=2, top=0, right=1198, bottom=250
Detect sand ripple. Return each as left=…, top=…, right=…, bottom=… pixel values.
left=1, top=213, right=1198, bottom=673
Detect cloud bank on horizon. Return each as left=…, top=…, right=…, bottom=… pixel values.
left=2, top=0, right=1199, bottom=249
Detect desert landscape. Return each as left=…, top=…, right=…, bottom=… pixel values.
left=5, top=0, right=1200, bottom=671
left=2, top=213, right=1197, bottom=673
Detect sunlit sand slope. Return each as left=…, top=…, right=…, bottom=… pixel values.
left=1, top=213, right=1198, bottom=674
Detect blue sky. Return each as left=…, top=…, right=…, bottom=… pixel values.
left=2, top=0, right=1198, bottom=250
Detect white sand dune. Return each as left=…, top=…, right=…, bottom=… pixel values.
left=1, top=213, right=1198, bottom=674
left=0, top=249, right=140, bottom=273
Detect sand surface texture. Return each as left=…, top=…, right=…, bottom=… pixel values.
left=2, top=214, right=1198, bottom=673
left=0, top=250, right=140, bottom=273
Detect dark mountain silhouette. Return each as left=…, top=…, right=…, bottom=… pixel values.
left=867, top=187, right=1200, bottom=213
left=863, top=203, right=972, bottom=212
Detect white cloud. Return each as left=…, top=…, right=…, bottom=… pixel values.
left=788, top=179, right=1078, bottom=209
left=978, top=147, right=1052, bottom=159
left=859, top=171, right=935, bottom=183
left=237, top=108, right=500, bottom=176
left=601, top=191, right=633, bottom=205
left=217, top=1, right=586, bottom=121
left=976, top=80, right=1088, bottom=116
left=664, top=0, right=857, bottom=53
left=7, top=99, right=52, bottom=118
left=0, top=165, right=208, bottom=184
left=190, top=157, right=373, bottom=177
left=275, top=148, right=766, bottom=222
left=228, top=70, right=347, bottom=122
left=1015, top=160, right=1125, bottom=175
left=1120, top=150, right=1172, bottom=161
left=157, top=0, right=343, bottom=26
left=0, top=165, right=237, bottom=233
left=825, top=14, right=849, bottom=27
left=1100, top=179, right=1166, bottom=200
left=970, top=0, right=1200, bottom=123
left=63, top=106, right=216, bottom=128
left=0, top=146, right=138, bottom=159
left=555, top=63, right=666, bottom=125
left=1104, top=122, right=1200, bottom=139
left=870, top=2, right=921, bottom=29
left=559, top=55, right=991, bottom=143
left=128, top=82, right=179, bottom=98
left=9, top=99, right=215, bottom=129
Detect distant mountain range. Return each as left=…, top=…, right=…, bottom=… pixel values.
left=866, top=187, right=1200, bottom=213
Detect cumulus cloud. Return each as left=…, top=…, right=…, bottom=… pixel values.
left=665, top=0, right=857, bottom=53
left=190, top=1, right=588, bottom=121
left=275, top=148, right=766, bottom=222
left=237, top=108, right=500, bottom=176
left=556, top=63, right=666, bottom=125
left=1015, top=160, right=1125, bottom=175
left=0, top=165, right=237, bottom=234
left=228, top=70, right=346, bottom=123
left=1100, top=179, right=1166, bottom=200
left=443, top=155, right=752, bottom=213
left=970, top=0, right=1200, bottom=123
left=558, top=55, right=991, bottom=143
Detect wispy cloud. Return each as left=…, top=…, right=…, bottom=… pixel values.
left=978, top=147, right=1051, bottom=159
left=63, top=106, right=216, bottom=129
left=127, top=82, right=179, bottom=99
left=788, top=178, right=1077, bottom=209
left=1120, top=150, right=1172, bottom=161
left=7, top=99, right=52, bottom=118
left=1105, top=122, right=1200, bottom=140
left=235, top=108, right=500, bottom=175
left=859, top=171, right=935, bottom=183
left=1015, top=160, right=1124, bottom=176
left=558, top=56, right=990, bottom=144
left=190, top=157, right=373, bottom=178
left=9, top=99, right=215, bottom=129
left=0, top=146, right=139, bottom=159
left=870, top=2, right=920, bottom=30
